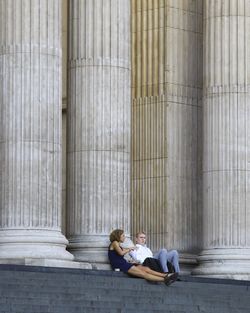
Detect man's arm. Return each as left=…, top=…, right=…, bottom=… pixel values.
left=129, top=245, right=152, bottom=264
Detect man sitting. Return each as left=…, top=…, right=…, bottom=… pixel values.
left=129, top=231, right=180, bottom=274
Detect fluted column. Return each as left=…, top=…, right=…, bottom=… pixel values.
left=132, top=1, right=203, bottom=273
left=67, top=0, right=131, bottom=265
left=194, top=0, right=250, bottom=279
left=132, top=0, right=202, bottom=271
left=163, top=0, right=203, bottom=270
left=0, top=0, right=73, bottom=262
left=131, top=1, right=167, bottom=246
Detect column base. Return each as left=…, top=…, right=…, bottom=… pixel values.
left=179, top=252, right=198, bottom=275
left=0, top=229, right=74, bottom=261
left=0, top=258, right=92, bottom=269
left=68, top=235, right=110, bottom=265
left=192, top=248, right=250, bottom=280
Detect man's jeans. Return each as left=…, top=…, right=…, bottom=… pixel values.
left=154, top=249, right=180, bottom=273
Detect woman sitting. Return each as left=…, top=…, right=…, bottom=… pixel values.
left=108, top=229, right=178, bottom=286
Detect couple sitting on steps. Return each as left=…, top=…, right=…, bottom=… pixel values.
left=108, top=229, right=180, bottom=286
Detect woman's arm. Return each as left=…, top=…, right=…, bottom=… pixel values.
left=129, top=249, right=140, bottom=262
left=112, top=241, right=133, bottom=256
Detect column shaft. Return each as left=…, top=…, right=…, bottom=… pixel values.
left=131, top=1, right=167, bottom=247
left=194, top=0, right=250, bottom=279
left=131, top=0, right=203, bottom=273
left=67, top=0, right=131, bottom=265
left=163, top=0, right=203, bottom=268
left=0, top=0, right=73, bottom=261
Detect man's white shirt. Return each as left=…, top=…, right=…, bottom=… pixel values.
left=129, top=244, right=153, bottom=264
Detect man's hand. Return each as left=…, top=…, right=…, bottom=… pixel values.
left=128, top=247, right=135, bottom=252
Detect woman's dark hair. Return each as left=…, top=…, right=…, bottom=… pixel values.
left=109, top=229, right=124, bottom=242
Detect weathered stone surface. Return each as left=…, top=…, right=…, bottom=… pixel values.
left=66, top=0, right=131, bottom=263
left=0, top=0, right=73, bottom=262
left=131, top=0, right=203, bottom=273
left=193, top=0, right=250, bottom=279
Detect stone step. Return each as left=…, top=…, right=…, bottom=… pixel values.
left=0, top=268, right=247, bottom=287
left=0, top=265, right=249, bottom=313
left=0, top=283, right=247, bottom=309
left=0, top=275, right=248, bottom=299
left=0, top=300, right=248, bottom=313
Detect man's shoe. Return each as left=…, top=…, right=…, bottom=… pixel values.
left=164, top=272, right=178, bottom=286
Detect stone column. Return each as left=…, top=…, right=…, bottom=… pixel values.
left=131, top=1, right=167, bottom=247
left=131, top=1, right=203, bottom=274
left=67, top=0, right=131, bottom=266
left=163, top=0, right=203, bottom=271
left=0, top=0, right=73, bottom=263
left=194, top=0, right=250, bottom=279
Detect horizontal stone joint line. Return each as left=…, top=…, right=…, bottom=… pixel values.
left=0, top=53, right=60, bottom=57
left=134, top=157, right=168, bottom=161
left=164, top=26, right=202, bottom=34
left=133, top=175, right=194, bottom=180
left=203, top=169, right=250, bottom=173
left=68, top=64, right=130, bottom=71
left=204, top=15, right=250, bottom=20
left=0, top=140, right=60, bottom=144
left=136, top=6, right=202, bottom=15
left=67, top=150, right=130, bottom=154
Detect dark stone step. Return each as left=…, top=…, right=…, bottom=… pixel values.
left=0, top=265, right=249, bottom=313
left=0, top=279, right=248, bottom=298
left=0, top=284, right=249, bottom=311
left=0, top=264, right=249, bottom=287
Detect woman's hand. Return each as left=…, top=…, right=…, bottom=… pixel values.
left=112, top=241, right=134, bottom=256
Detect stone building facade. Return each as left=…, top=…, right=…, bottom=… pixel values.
left=0, top=0, right=250, bottom=279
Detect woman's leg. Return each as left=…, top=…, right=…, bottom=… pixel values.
left=127, top=266, right=164, bottom=282
left=138, top=265, right=166, bottom=278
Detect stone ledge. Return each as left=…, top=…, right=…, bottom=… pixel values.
left=0, top=259, right=91, bottom=270
left=0, top=264, right=250, bottom=287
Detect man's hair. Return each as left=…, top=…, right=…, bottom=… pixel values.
left=135, top=231, right=146, bottom=238
left=109, top=229, right=124, bottom=242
